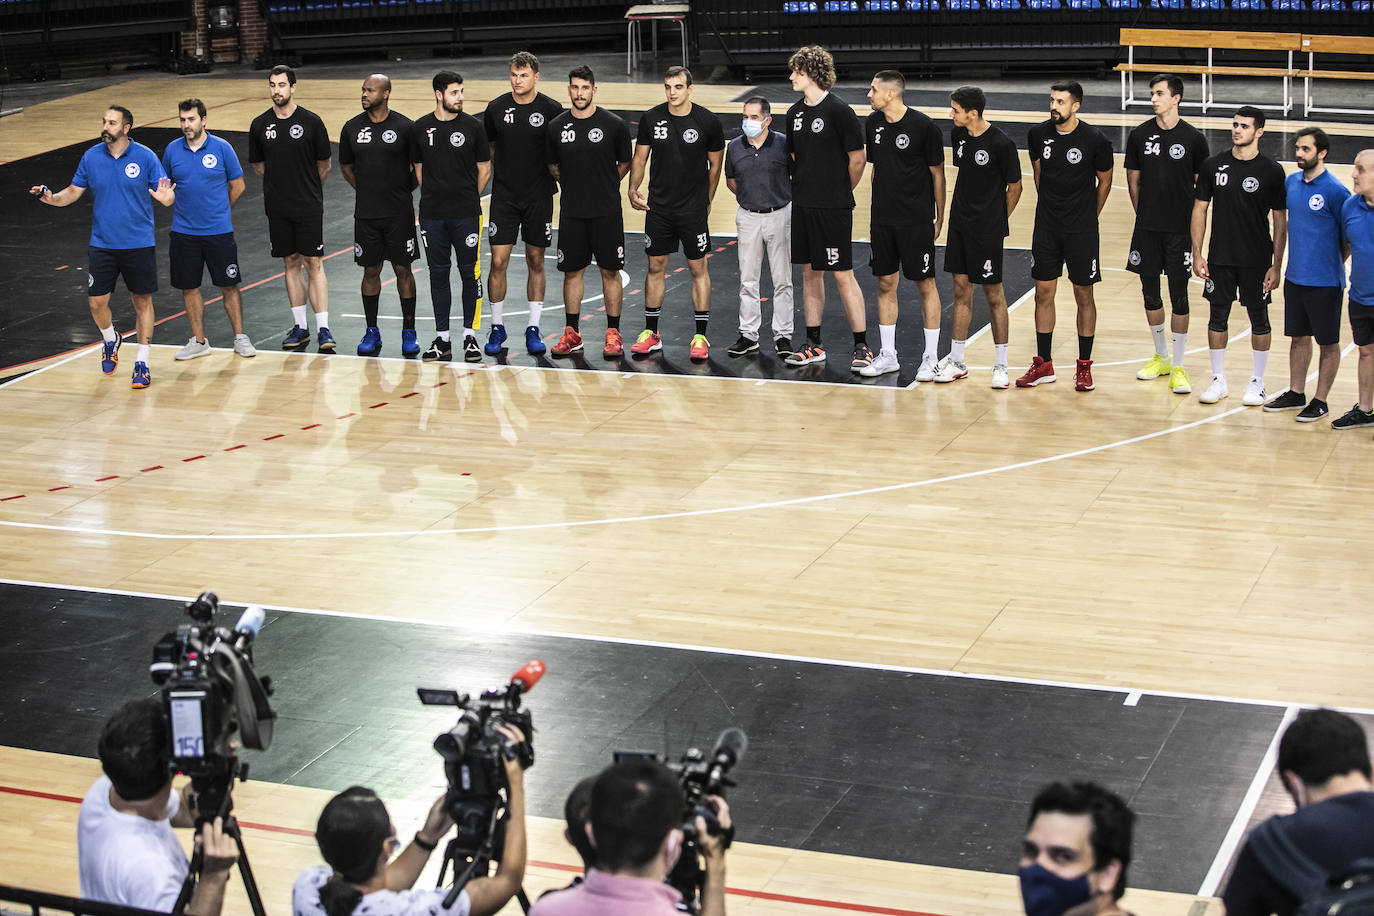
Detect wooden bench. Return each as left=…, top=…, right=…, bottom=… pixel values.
left=1116, top=28, right=1301, bottom=115
left=1298, top=34, right=1374, bottom=116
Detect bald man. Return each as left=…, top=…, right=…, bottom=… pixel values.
left=1334, top=149, right=1374, bottom=431
left=339, top=74, right=419, bottom=357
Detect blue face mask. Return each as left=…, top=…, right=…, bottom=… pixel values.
left=741, top=119, right=764, bottom=138
left=1018, top=864, right=1094, bottom=916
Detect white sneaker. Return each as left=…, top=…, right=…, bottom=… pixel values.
left=991, top=364, right=1010, bottom=389
left=858, top=349, right=900, bottom=377
left=915, top=357, right=938, bottom=382
left=933, top=355, right=968, bottom=383
left=1199, top=376, right=1229, bottom=404
left=175, top=337, right=211, bottom=360
left=1242, top=377, right=1266, bottom=406
left=233, top=334, right=257, bottom=358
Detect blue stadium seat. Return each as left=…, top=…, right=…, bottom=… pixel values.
left=1311, top=0, right=1345, bottom=8
left=985, top=0, right=1020, bottom=9
left=1027, top=0, right=1060, bottom=9
left=1270, top=0, right=1305, bottom=7
left=1150, top=0, right=1182, bottom=7
left=1106, top=0, right=1141, bottom=7
left=1230, top=0, right=1267, bottom=8
left=1066, top=0, right=1102, bottom=8
left=1190, top=0, right=1224, bottom=8
left=822, top=0, right=859, bottom=8
left=865, top=0, right=900, bottom=8
left=905, top=0, right=939, bottom=7
left=782, top=1, right=819, bottom=11
left=946, top=0, right=979, bottom=8
left=1354, top=1, right=1371, bottom=10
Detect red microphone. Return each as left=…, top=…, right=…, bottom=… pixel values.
left=509, top=659, right=546, bottom=693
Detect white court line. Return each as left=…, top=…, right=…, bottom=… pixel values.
left=0, top=346, right=102, bottom=391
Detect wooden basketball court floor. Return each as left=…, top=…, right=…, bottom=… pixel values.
left=2, top=67, right=1373, bottom=916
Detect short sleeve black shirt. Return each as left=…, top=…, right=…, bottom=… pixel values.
left=410, top=112, right=490, bottom=220
left=248, top=105, right=332, bottom=218
left=484, top=91, right=563, bottom=205
left=339, top=110, right=415, bottom=220
left=1195, top=151, right=1287, bottom=267
left=865, top=108, right=944, bottom=227
left=1027, top=119, right=1114, bottom=233
left=1124, top=117, right=1210, bottom=234
left=635, top=102, right=725, bottom=215
left=950, top=124, right=1022, bottom=239
left=785, top=92, right=864, bottom=210
left=546, top=107, right=633, bottom=218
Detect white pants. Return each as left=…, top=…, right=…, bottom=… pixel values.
left=736, top=204, right=794, bottom=341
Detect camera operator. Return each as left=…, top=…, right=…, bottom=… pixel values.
left=78, top=697, right=238, bottom=916
left=530, top=759, right=733, bottom=916
left=293, top=722, right=527, bottom=916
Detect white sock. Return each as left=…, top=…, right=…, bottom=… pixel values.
left=923, top=328, right=939, bottom=361
left=951, top=339, right=966, bottom=363
left=879, top=324, right=896, bottom=353
left=1151, top=323, right=1168, bottom=357
left=1172, top=332, right=1187, bottom=367
left=464, top=328, right=476, bottom=339
left=1252, top=350, right=1269, bottom=381
left=490, top=299, right=505, bottom=326
left=995, top=343, right=1008, bottom=366
left=1209, top=348, right=1225, bottom=378
left=136, top=344, right=150, bottom=364
left=438, top=329, right=451, bottom=342
left=528, top=300, right=543, bottom=328
left=100, top=326, right=118, bottom=343
left=292, top=305, right=307, bottom=328
left=315, top=310, right=329, bottom=330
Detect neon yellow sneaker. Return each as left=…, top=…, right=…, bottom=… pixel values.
left=1137, top=353, right=1172, bottom=380
left=1169, top=365, right=1192, bottom=394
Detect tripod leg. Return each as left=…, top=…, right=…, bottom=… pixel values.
left=225, top=817, right=269, bottom=916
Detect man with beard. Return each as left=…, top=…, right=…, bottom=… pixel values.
left=1124, top=74, right=1209, bottom=394
left=411, top=70, right=491, bottom=363
left=248, top=65, right=334, bottom=353
left=1018, top=81, right=1113, bottom=392
left=31, top=106, right=175, bottom=389
left=1191, top=106, right=1287, bottom=406
left=1333, top=150, right=1374, bottom=432
left=161, top=98, right=254, bottom=361
left=339, top=74, right=418, bottom=358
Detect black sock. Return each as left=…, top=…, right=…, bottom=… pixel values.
left=607, top=313, right=620, bottom=331
left=644, top=308, right=661, bottom=333
left=362, top=293, right=380, bottom=327
left=853, top=330, right=867, bottom=348
left=1078, top=335, right=1094, bottom=361
left=1036, top=331, right=1052, bottom=361
left=566, top=311, right=580, bottom=332
left=400, top=296, right=416, bottom=331
left=695, top=310, right=709, bottom=336
left=807, top=325, right=822, bottom=345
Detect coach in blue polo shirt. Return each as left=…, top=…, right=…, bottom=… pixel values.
left=1334, top=149, right=1374, bottom=433
left=162, top=98, right=255, bottom=362
left=32, top=105, right=175, bottom=389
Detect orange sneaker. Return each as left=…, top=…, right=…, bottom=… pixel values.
left=550, top=326, right=583, bottom=358
left=689, top=334, right=709, bottom=361
left=630, top=329, right=662, bottom=355
left=603, top=328, right=624, bottom=358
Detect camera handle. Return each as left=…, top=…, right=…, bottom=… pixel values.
left=435, top=808, right=531, bottom=914
left=172, top=815, right=266, bottom=916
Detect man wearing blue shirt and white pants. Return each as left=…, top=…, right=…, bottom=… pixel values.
left=162, top=98, right=256, bottom=361
left=31, top=106, right=175, bottom=388
left=1335, top=149, right=1374, bottom=433
left=1263, top=127, right=1350, bottom=422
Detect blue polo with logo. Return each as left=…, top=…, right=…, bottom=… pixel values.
left=1343, top=193, right=1374, bottom=306
left=162, top=133, right=243, bottom=236
left=1285, top=169, right=1350, bottom=288
left=70, top=140, right=167, bottom=250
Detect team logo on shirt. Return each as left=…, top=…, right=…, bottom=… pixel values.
left=489, top=222, right=498, bottom=237
left=529, top=112, right=545, bottom=127
left=451, top=132, right=465, bottom=148
left=1066, top=148, right=1082, bottom=164
left=1242, top=176, right=1260, bottom=193
left=811, top=118, right=825, bottom=133
left=465, top=233, right=478, bottom=249
left=226, top=263, right=239, bottom=279
left=382, top=130, right=397, bottom=144
left=202, top=153, right=218, bottom=169
left=1169, top=143, right=1186, bottom=159
left=356, top=127, right=372, bottom=143
left=1129, top=250, right=1141, bottom=266
left=895, top=134, right=909, bottom=150
left=588, top=128, right=604, bottom=143
left=683, top=128, right=699, bottom=144
left=124, top=162, right=141, bottom=179
left=1309, top=194, right=1326, bottom=211
left=290, top=124, right=304, bottom=139
left=974, top=149, right=990, bottom=166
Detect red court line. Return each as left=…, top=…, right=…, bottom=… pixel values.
left=0, top=783, right=944, bottom=916
left=262, top=434, right=285, bottom=441
left=139, top=466, right=164, bottom=473
left=0, top=495, right=25, bottom=502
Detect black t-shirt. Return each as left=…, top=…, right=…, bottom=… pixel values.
left=483, top=91, right=563, bottom=205
left=1124, top=117, right=1210, bottom=234
left=785, top=92, right=864, bottom=210
left=865, top=108, right=944, bottom=227
left=546, top=107, right=632, bottom=218
left=339, top=110, right=415, bottom=220
left=949, top=123, right=1022, bottom=239
left=1195, top=150, right=1287, bottom=268
left=635, top=102, right=725, bottom=215
left=247, top=105, right=332, bottom=218
left=1027, top=118, right=1114, bottom=232
left=409, top=112, right=490, bottom=220
left=1223, top=793, right=1374, bottom=916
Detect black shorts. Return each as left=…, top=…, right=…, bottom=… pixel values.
left=268, top=214, right=325, bottom=259
left=792, top=206, right=852, bottom=272
left=943, top=228, right=1005, bottom=285
left=870, top=220, right=935, bottom=280
left=170, top=231, right=241, bottom=290
left=1031, top=224, right=1101, bottom=286
left=419, top=216, right=481, bottom=269
left=488, top=196, right=554, bottom=249
left=1204, top=265, right=1270, bottom=310
left=88, top=246, right=157, bottom=296
left=1127, top=228, right=1191, bottom=279
left=644, top=208, right=710, bottom=260
left=1349, top=299, right=1374, bottom=347
left=355, top=215, right=418, bottom=266
left=1283, top=281, right=1342, bottom=346
left=557, top=213, right=625, bottom=273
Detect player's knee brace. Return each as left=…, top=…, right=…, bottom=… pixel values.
left=1246, top=304, right=1272, bottom=336
left=1167, top=273, right=1190, bottom=315
left=1140, top=274, right=1163, bottom=311
left=1207, top=301, right=1232, bottom=335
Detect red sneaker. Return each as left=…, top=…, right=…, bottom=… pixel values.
left=603, top=328, right=624, bottom=358
left=1074, top=358, right=1094, bottom=391
left=689, top=334, right=709, bottom=361
left=550, top=326, right=583, bottom=358
left=630, top=329, right=662, bottom=355
left=1015, top=356, right=1056, bottom=388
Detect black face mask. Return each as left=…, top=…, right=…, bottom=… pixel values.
left=1019, top=863, right=1094, bottom=916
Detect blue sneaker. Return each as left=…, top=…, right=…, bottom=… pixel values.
left=525, top=326, right=547, bottom=356
left=357, top=326, right=382, bottom=356
left=100, top=337, right=121, bottom=374
left=131, top=361, right=150, bottom=389
left=401, top=328, right=420, bottom=358
left=317, top=328, right=336, bottom=353
left=282, top=325, right=311, bottom=351
left=484, top=323, right=508, bottom=356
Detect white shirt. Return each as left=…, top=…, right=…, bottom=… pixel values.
left=78, top=775, right=187, bottom=912
left=293, top=865, right=472, bottom=916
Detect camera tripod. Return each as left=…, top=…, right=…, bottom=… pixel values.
left=435, top=806, right=530, bottom=914
left=172, top=769, right=266, bottom=916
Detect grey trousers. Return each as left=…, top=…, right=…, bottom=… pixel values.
left=736, top=204, right=794, bottom=341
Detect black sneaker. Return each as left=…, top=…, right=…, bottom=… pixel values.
left=421, top=337, right=452, bottom=362
left=775, top=337, right=795, bottom=359
left=463, top=335, right=483, bottom=363
left=1262, top=389, right=1306, bottom=412
left=1296, top=398, right=1328, bottom=423
left=1331, top=405, right=1374, bottom=430
left=727, top=335, right=759, bottom=357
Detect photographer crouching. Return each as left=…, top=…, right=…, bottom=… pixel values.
left=78, top=697, right=238, bottom=916
left=294, top=722, right=528, bottom=916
